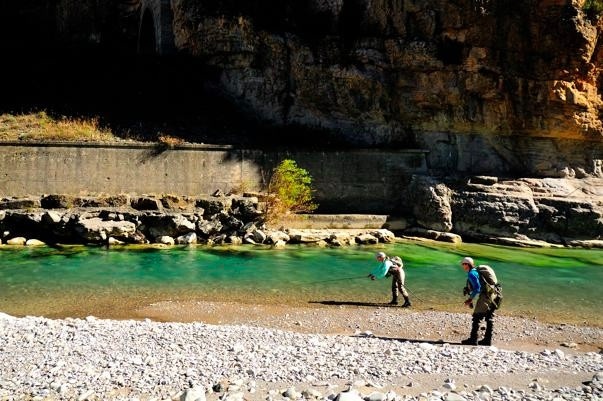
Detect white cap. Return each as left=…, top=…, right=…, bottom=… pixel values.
left=460, top=257, right=474, bottom=266
left=376, top=252, right=386, bottom=259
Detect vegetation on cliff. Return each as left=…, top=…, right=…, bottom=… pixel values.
left=584, top=0, right=603, bottom=19
left=0, top=112, right=117, bottom=142
left=0, top=112, right=193, bottom=146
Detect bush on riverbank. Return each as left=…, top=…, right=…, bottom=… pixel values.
left=265, top=159, right=317, bottom=223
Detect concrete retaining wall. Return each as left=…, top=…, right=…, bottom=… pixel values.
left=0, top=142, right=428, bottom=214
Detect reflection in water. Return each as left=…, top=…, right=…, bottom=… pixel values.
left=0, top=242, right=601, bottom=326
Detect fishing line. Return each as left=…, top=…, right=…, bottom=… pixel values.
left=295, top=275, right=460, bottom=307
left=400, top=284, right=463, bottom=306
left=291, top=275, right=367, bottom=287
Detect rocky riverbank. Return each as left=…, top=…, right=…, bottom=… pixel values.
left=0, top=307, right=602, bottom=401
left=1, top=180, right=602, bottom=249
left=0, top=193, right=403, bottom=249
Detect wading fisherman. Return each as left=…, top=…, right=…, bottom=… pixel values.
left=460, top=256, right=502, bottom=346
left=368, top=252, right=412, bottom=307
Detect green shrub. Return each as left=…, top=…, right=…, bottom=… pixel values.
left=265, top=159, right=317, bottom=222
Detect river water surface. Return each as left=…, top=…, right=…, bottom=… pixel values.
left=0, top=241, right=601, bottom=326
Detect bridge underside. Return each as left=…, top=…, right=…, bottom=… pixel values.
left=138, top=0, right=175, bottom=55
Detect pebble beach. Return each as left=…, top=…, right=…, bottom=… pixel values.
left=1, top=302, right=602, bottom=401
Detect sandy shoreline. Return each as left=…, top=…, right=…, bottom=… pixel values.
left=136, top=300, right=603, bottom=353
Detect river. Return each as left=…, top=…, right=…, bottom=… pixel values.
left=0, top=241, right=601, bottom=326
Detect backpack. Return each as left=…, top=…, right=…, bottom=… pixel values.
left=477, top=265, right=503, bottom=309
left=384, top=256, right=402, bottom=277
left=389, top=256, right=403, bottom=268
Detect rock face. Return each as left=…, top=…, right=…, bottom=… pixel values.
left=11, top=0, right=601, bottom=176
left=404, top=176, right=603, bottom=244
left=165, top=0, right=603, bottom=175
left=173, top=0, right=600, bottom=139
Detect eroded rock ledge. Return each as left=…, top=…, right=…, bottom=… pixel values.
left=403, top=175, right=603, bottom=248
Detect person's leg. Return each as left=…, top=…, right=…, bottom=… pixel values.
left=478, top=309, right=495, bottom=346
left=389, top=276, right=399, bottom=304
left=399, top=269, right=411, bottom=307
left=461, top=313, right=483, bottom=345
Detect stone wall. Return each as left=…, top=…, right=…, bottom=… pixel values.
left=0, top=142, right=428, bottom=214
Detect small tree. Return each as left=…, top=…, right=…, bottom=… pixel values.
left=264, top=159, right=317, bottom=222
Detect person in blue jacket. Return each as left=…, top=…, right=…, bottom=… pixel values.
left=460, top=256, right=500, bottom=346
left=368, top=252, right=411, bottom=307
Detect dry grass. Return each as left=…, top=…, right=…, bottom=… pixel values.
left=0, top=112, right=119, bottom=142
left=157, top=133, right=185, bottom=147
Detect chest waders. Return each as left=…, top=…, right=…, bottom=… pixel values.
left=461, top=265, right=500, bottom=346
left=386, top=259, right=411, bottom=307
left=387, top=265, right=412, bottom=308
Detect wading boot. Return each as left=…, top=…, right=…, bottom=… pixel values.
left=402, top=296, right=412, bottom=308
left=478, top=321, right=493, bottom=346
left=461, top=316, right=480, bottom=345
left=389, top=295, right=399, bottom=305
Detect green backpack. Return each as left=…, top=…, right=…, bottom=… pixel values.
left=477, top=265, right=503, bottom=309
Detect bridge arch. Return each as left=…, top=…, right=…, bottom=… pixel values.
left=138, top=0, right=176, bottom=55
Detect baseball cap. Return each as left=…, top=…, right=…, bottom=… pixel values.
left=460, top=257, right=474, bottom=266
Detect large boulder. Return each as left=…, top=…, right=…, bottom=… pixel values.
left=531, top=198, right=603, bottom=239
left=74, top=218, right=137, bottom=242
left=404, top=176, right=453, bottom=232
left=140, top=214, right=196, bottom=239
left=451, top=181, right=539, bottom=237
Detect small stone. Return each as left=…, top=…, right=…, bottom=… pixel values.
left=283, top=387, right=301, bottom=399
left=78, top=390, right=95, bottom=401
left=528, top=382, right=541, bottom=391
left=180, top=386, right=206, bottom=401
left=335, top=389, right=364, bottom=401
left=444, top=393, right=467, bottom=401
left=302, top=389, right=322, bottom=399
left=365, top=391, right=386, bottom=401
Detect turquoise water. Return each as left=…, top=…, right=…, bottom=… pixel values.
left=0, top=241, right=602, bottom=326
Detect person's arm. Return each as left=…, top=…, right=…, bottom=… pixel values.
left=369, top=260, right=391, bottom=279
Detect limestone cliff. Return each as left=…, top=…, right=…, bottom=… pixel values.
left=164, top=0, right=603, bottom=176
left=5, top=0, right=603, bottom=176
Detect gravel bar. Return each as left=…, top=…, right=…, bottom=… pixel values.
left=1, top=308, right=602, bottom=401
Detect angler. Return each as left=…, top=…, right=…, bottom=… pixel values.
left=368, top=252, right=412, bottom=307
left=460, top=256, right=503, bottom=346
